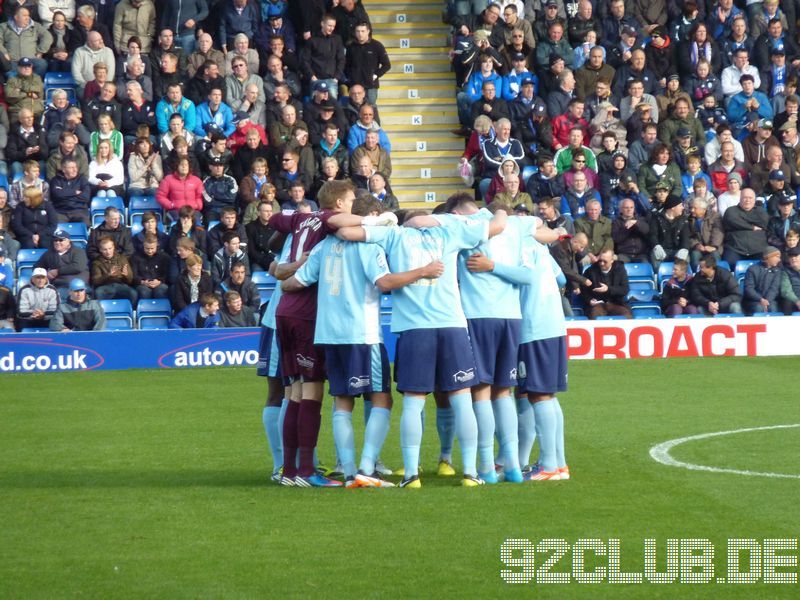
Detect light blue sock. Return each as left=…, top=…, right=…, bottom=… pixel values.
left=517, top=396, right=536, bottom=469
left=554, top=398, right=566, bottom=468
left=450, top=391, right=478, bottom=477
left=436, top=406, right=454, bottom=461
left=331, top=402, right=340, bottom=465
left=493, top=394, right=521, bottom=478
left=473, top=400, right=496, bottom=481
left=332, top=410, right=356, bottom=479
left=533, top=399, right=558, bottom=472
left=262, top=406, right=283, bottom=473
left=360, top=407, right=391, bottom=474
left=363, top=398, right=373, bottom=429
left=400, top=395, right=426, bottom=478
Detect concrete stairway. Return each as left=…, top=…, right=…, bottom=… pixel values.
left=367, top=0, right=471, bottom=208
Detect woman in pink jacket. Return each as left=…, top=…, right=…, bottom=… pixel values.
left=156, top=157, right=204, bottom=224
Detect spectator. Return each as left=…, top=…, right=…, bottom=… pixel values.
left=42, top=89, right=70, bottom=132
left=575, top=46, right=615, bottom=100
left=12, top=187, right=58, bottom=250
left=574, top=198, right=613, bottom=258
left=69, top=5, right=113, bottom=54
left=350, top=129, right=391, bottom=181
left=546, top=68, right=577, bottom=123
left=91, top=236, right=137, bottom=304
left=171, top=249, right=212, bottom=311
left=226, top=111, right=268, bottom=155
left=5, top=57, right=45, bottom=123
left=262, top=54, right=302, bottom=101
left=161, top=0, right=208, bottom=54
left=687, top=197, right=724, bottom=269
left=202, top=156, right=238, bottom=222
left=169, top=292, right=219, bottom=328
left=132, top=211, right=169, bottom=255
left=368, top=173, right=398, bottom=213
left=113, top=0, right=156, bottom=56
left=44, top=11, right=73, bottom=72
left=218, top=289, right=256, bottom=326
left=49, top=277, right=106, bottom=331
left=231, top=128, right=270, bottom=182
left=727, top=74, right=773, bottom=137
left=778, top=246, right=800, bottom=314
left=299, top=13, right=345, bottom=99
left=560, top=169, right=602, bottom=219
left=6, top=109, right=48, bottom=178
left=225, top=33, right=259, bottom=76
left=156, top=156, right=204, bottom=221
left=280, top=181, right=317, bottom=212
left=742, top=245, right=783, bottom=314
left=638, top=144, right=682, bottom=200
left=72, top=31, right=115, bottom=95
left=237, top=83, right=268, bottom=129
left=245, top=200, right=276, bottom=271
left=211, top=230, right=249, bottom=286
left=255, top=12, right=297, bottom=57
left=218, top=261, right=259, bottom=312
left=716, top=172, right=742, bottom=216
left=611, top=197, right=650, bottom=263
left=658, top=97, right=705, bottom=147
left=0, top=7, right=52, bottom=77
left=660, top=259, right=699, bottom=317
left=87, top=207, right=134, bottom=261
left=149, top=28, right=187, bottom=75
left=156, top=83, right=197, bottom=135
left=49, top=158, right=91, bottom=225
left=345, top=22, right=390, bottom=106
left=219, top=0, right=260, bottom=53
left=88, top=139, right=125, bottom=198
left=721, top=48, right=761, bottom=97
left=272, top=149, right=312, bottom=204
left=722, top=187, right=769, bottom=266
left=537, top=197, right=575, bottom=236
left=15, top=266, right=59, bottom=330
left=649, top=195, right=691, bottom=271
left=85, top=83, right=123, bottom=134
left=535, top=20, right=574, bottom=72
left=580, top=248, right=633, bottom=318
left=767, top=196, right=800, bottom=249
left=187, top=33, right=225, bottom=78
left=128, top=137, right=164, bottom=198
left=116, top=56, right=153, bottom=104
left=346, top=103, right=390, bottom=154
left=689, top=253, right=743, bottom=314
left=34, top=229, right=90, bottom=297
left=130, top=232, right=171, bottom=300
left=167, top=206, right=207, bottom=260
left=194, top=86, right=235, bottom=138
left=553, top=100, right=590, bottom=150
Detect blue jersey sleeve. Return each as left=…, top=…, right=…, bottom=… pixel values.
left=358, top=243, right=391, bottom=285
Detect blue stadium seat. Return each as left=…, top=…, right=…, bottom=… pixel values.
left=15, top=275, right=31, bottom=295
left=629, top=280, right=655, bottom=293
left=716, top=260, right=731, bottom=271
left=128, top=196, right=162, bottom=225
left=657, top=261, right=675, bottom=291
left=207, top=220, right=220, bottom=232
left=21, top=327, right=50, bottom=333
left=251, top=271, right=277, bottom=292
left=60, top=222, right=89, bottom=248
left=99, top=299, right=134, bottom=330
left=16, top=248, right=47, bottom=278
left=734, top=260, right=758, bottom=285
left=90, top=196, right=126, bottom=227
left=565, top=315, right=588, bottom=320
left=633, top=312, right=664, bottom=318
left=624, top=262, right=656, bottom=289
left=674, top=313, right=705, bottom=318
left=595, top=315, right=627, bottom=320
left=44, top=72, right=75, bottom=87
left=136, top=299, right=172, bottom=329
left=259, top=289, right=274, bottom=306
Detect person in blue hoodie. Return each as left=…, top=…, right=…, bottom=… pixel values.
left=456, top=53, right=503, bottom=128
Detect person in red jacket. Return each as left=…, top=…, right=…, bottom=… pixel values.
left=226, top=111, right=268, bottom=154
left=156, top=157, right=204, bottom=222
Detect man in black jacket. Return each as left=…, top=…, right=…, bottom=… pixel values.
left=299, top=14, right=345, bottom=99
left=580, top=248, right=633, bottom=319
left=217, top=261, right=260, bottom=312
left=130, top=233, right=171, bottom=300
left=689, top=254, right=743, bottom=315
left=6, top=108, right=48, bottom=173
left=344, top=22, right=390, bottom=106
left=245, top=201, right=277, bottom=272
left=34, top=230, right=91, bottom=299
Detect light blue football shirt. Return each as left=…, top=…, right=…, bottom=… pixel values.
left=434, top=211, right=540, bottom=319
left=295, top=236, right=390, bottom=344
left=364, top=220, right=489, bottom=332
left=519, top=236, right=567, bottom=343
left=260, top=234, right=293, bottom=329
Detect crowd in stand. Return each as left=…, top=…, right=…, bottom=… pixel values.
left=450, top=0, right=800, bottom=316
left=0, top=0, right=394, bottom=331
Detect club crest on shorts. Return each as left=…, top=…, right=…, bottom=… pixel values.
left=453, top=368, right=475, bottom=383
left=349, top=375, right=370, bottom=388
left=509, top=367, right=517, bottom=381
left=296, top=354, right=315, bottom=369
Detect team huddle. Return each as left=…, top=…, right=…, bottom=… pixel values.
left=257, top=179, right=570, bottom=488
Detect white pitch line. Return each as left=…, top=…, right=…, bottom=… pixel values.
left=649, top=424, right=800, bottom=479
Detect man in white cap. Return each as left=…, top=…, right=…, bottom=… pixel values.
left=16, top=267, right=59, bottom=330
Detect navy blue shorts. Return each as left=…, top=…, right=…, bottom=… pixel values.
left=468, top=318, right=521, bottom=387
left=394, top=327, right=477, bottom=393
left=256, top=325, right=282, bottom=379
left=324, top=344, right=391, bottom=397
left=517, top=336, right=568, bottom=395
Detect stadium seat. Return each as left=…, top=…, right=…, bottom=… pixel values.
left=674, top=313, right=705, bottom=318
left=136, top=299, right=172, bottom=329
left=21, top=327, right=50, bottom=333
left=207, top=220, right=220, bottom=232
left=90, top=196, right=126, bottom=227
left=99, top=299, right=134, bottom=330
left=16, top=248, right=47, bottom=278
left=44, top=72, right=75, bottom=87
left=259, top=289, right=274, bottom=306
left=45, top=87, right=77, bottom=104
left=128, top=196, right=162, bottom=225
left=633, top=312, right=664, bottom=319
left=627, top=288, right=658, bottom=303
left=734, top=260, right=758, bottom=286
left=657, top=262, right=677, bottom=292
left=595, top=315, right=627, bottom=320
left=251, top=271, right=277, bottom=293
left=716, top=260, right=731, bottom=271
left=629, top=280, right=655, bottom=293
left=565, top=315, right=588, bottom=320
left=15, top=275, right=31, bottom=295
left=628, top=287, right=661, bottom=318
left=712, top=313, right=739, bottom=318
left=624, top=262, right=656, bottom=289
left=60, top=222, right=89, bottom=248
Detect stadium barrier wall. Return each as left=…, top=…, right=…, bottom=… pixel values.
left=0, top=316, right=795, bottom=373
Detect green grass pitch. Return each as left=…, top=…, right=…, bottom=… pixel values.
left=1, top=357, right=798, bottom=599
